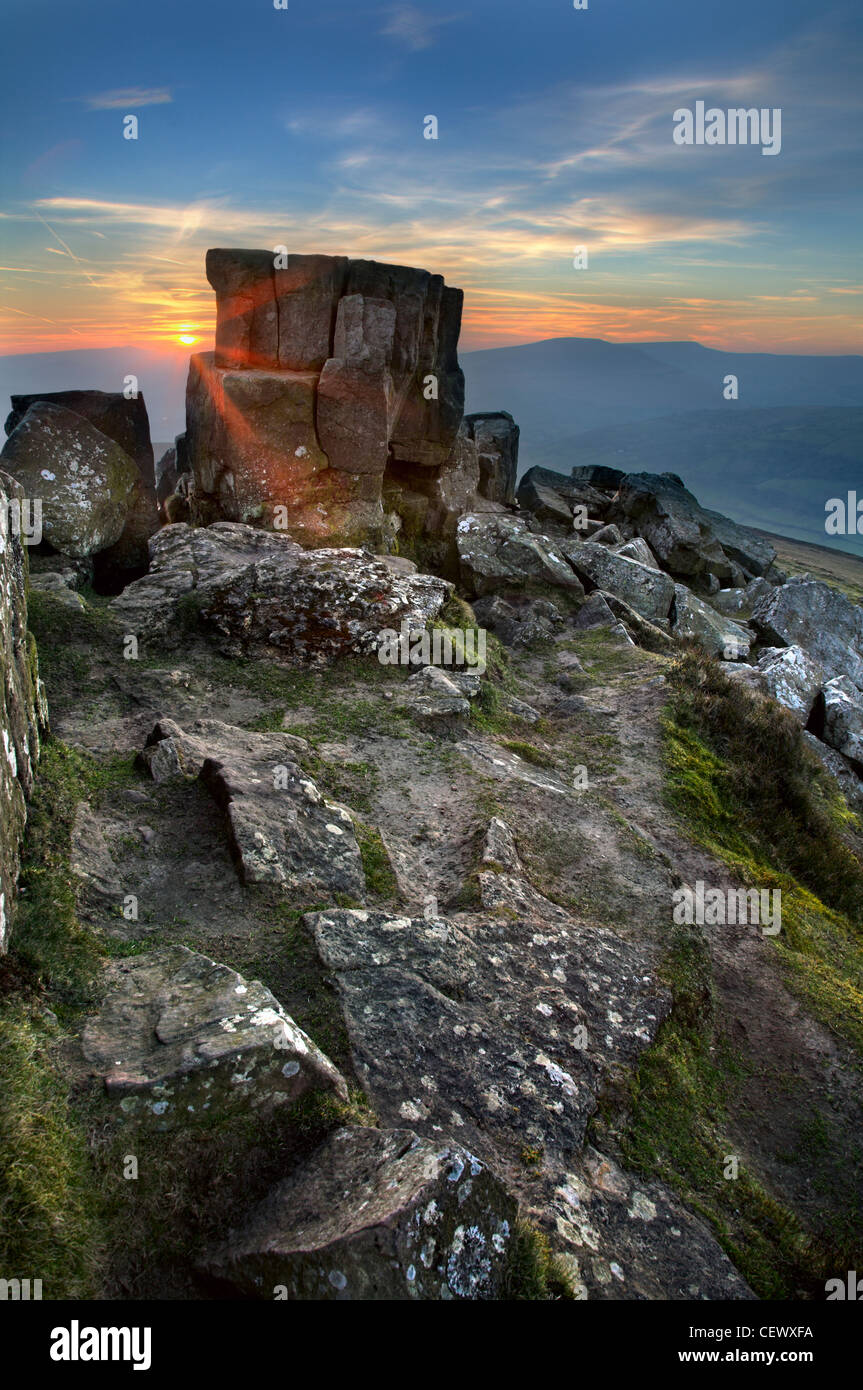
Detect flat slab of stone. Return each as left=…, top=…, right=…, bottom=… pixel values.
left=201, top=1126, right=518, bottom=1300
left=138, top=717, right=366, bottom=898
left=305, top=905, right=670, bottom=1162
left=82, top=945, right=347, bottom=1121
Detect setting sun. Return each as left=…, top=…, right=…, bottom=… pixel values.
left=177, top=332, right=199, bottom=344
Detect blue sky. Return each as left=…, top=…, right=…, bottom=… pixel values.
left=1, top=0, right=861, bottom=354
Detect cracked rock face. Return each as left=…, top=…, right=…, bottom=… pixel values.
left=110, top=521, right=451, bottom=662
left=756, top=645, right=823, bottom=725
left=82, top=944, right=347, bottom=1122
left=0, top=403, right=140, bottom=559
left=0, top=471, right=46, bottom=952
left=138, top=717, right=367, bottom=899
left=562, top=538, right=675, bottom=624
left=200, top=1126, right=518, bottom=1301
left=671, top=583, right=752, bottom=659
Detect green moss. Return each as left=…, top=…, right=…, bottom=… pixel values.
left=0, top=1000, right=103, bottom=1298
left=663, top=650, right=863, bottom=1052
left=605, top=930, right=834, bottom=1298
left=503, top=1220, right=575, bottom=1300
left=500, top=739, right=556, bottom=769
left=10, top=740, right=107, bottom=1009
left=354, top=821, right=399, bottom=901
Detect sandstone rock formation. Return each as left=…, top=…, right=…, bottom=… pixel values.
left=185, top=250, right=515, bottom=558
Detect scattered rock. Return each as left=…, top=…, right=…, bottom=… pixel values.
left=457, top=513, right=584, bottom=599
left=561, top=539, right=675, bottom=624
left=752, top=579, right=863, bottom=689
left=138, top=717, right=366, bottom=898
left=82, top=944, right=347, bottom=1121
left=671, top=584, right=751, bottom=659
left=821, top=677, right=863, bottom=770
left=482, top=816, right=521, bottom=872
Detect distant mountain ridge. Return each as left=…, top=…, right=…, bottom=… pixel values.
left=462, top=337, right=863, bottom=556
left=2, top=337, right=861, bottom=553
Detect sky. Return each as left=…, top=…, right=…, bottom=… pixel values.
left=1, top=0, right=861, bottom=358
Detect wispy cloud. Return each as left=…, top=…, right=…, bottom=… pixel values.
left=84, top=87, right=172, bottom=110
left=380, top=5, right=460, bottom=52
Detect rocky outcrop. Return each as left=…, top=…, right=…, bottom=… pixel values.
left=820, top=677, right=863, bottom=770
left=561, top=538, right=675, bottom=625
left=138, top=717, right=366, bottom=898
left=82, top=944, right=347, bottom=1122
left=755, top=646, right=823, bottom=725
left=187, top=251, right=487, bottom=550
left=5, top=389, right=155, bottom=489
left=306, top=902, right=670, bottom=1173
left=111, top=522, right=451, bottom=660
left=457, top=513, right=584, bottom=598
left=671, top=584, right=751, bottom=659
left=201, top=1126, right=518, bottom=1300
left=0, top=471, right=46, bottom=952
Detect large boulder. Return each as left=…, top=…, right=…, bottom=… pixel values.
left=560, top=538, right=675, bottom=624
left=0, top=403, right=140, bottom=558
left=5, top=388, right=155, bottom=490
left=820, top=677, right=863, bottom=770
left=755, top=646, right=823, bottom=725
left=517, top=465, right=612, bottom=518
left=111, top=522, right=451, bottom=661
left=671, top=584, right=751, bottom=659
left=0, top=472, right=47, bottom=952
left=201, top=1126, right=518, bottom=1300
left=138, top=717, right=367, bottom=898
left=751, top=579, right=863, bottom=690
left=4, top=390, right=161, bottom=581
left=305, top=904, right=669, bottom=1167
left=611, top=472, right=775, bottom=583
left=456, top=513, right=584, bottom=598
left=82, top=945, right=347, bottom=1121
